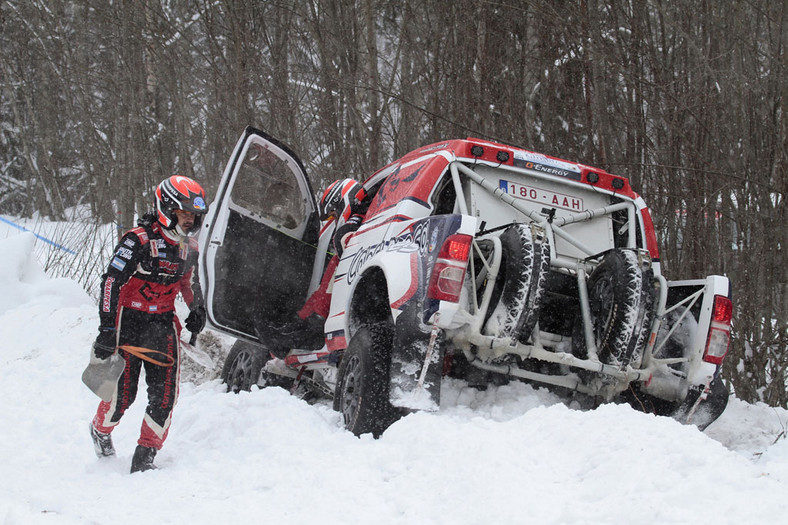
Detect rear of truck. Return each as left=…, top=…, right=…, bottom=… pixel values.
left=323, top=137, right=731, bottom=432
left=418, top=139, right=731, bottom=427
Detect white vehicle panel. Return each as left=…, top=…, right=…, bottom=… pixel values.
left=468, top=165, right=615, bottom=259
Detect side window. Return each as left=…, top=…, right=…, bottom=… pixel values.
left=611, top=202, right=643, bottom=250
left=431, top=173, right=457, bottom=215
left=231, top=143, right=306, bottom=229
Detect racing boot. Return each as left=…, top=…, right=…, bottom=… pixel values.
left=89, top=422, right=116, bottom=458
left=280, top=313, right=326, bottom=349
left=130, top=445, right=158, bottom=473
left=256, top=314, right=325, bottom=354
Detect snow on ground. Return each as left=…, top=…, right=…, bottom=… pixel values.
left=2, top=229, right=788, bottom=524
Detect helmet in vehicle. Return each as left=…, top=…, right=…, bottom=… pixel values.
left=154, top=175, right=209, bottom=233
left=319, top=178, right=361, bottom=223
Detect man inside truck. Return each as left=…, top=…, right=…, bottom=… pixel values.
left=260, top=178, right=365, bottom=353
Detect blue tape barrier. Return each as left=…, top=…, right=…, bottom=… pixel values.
left=0, top=216, right=77, bottom=255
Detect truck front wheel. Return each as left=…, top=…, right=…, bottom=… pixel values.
left=334, top=323, right=402, bottom=438
left=221, top=340, right=267, bottom=393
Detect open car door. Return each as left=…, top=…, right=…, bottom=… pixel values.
left=199, top=127, right=324, bottom=342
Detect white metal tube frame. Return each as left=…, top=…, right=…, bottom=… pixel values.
left=444, top=160, right=671, bottom=393
left=453, top=162, right=638, bottom=261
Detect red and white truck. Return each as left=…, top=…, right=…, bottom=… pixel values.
left=200, top=127, right=732, bottom=437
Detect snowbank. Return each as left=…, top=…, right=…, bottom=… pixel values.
left=1, top=231, right=787, bottom=524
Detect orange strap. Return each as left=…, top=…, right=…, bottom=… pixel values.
left=118, top=345, right=176, bottom=367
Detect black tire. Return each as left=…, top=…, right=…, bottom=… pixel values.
left=484, top=224, right=549, bottom=344
left=333, top=323, right=401, bottom=438
left=221, top=340, right=267, bottom=393
left=573, top=249, right=656, bottom=367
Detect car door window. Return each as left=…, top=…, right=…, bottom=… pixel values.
left=231, top=143, right=306, bottom=230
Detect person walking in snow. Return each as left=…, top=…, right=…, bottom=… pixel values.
left=88, top=175, right=209, bottom=473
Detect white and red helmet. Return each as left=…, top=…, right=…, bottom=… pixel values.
left=154, top=175, right=208, bottom=232
left=319, top=178, right=361, bottom=224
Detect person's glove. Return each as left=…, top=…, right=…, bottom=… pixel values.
left=185, top=306, right=206, bottom=334
left=93, top=327, right=116, bottom=360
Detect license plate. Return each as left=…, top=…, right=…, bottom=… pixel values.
left=499, top=179, right=584, bottom=212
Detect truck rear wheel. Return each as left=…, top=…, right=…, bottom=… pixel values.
left=484, top=224, right=549, bottom=344
left=574, top=249, right=656, bottom=367
left=334, top=323, right=402, bottom=438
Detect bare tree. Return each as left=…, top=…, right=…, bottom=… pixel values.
left=2, top=0, right=788, bottom=405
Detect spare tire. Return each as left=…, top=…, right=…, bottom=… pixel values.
left=483, top=224, right=549, bottom=344
left=573, top=249, right=656, bottom=367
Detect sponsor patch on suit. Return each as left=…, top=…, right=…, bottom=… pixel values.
left=110, top=257, right=127, bottom=271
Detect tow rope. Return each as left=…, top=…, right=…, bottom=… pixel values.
left=118, top=345, right=176, bottom=367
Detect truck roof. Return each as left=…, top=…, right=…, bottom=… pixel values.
left=383, top=138, right=640, bottom=201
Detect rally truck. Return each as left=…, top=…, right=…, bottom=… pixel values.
left=199, top=127, right=732, bottom=437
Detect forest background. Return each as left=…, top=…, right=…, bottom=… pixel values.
left=1, top=0, right=787, bottom=407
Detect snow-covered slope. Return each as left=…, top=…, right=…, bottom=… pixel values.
left=1, top=230, right=787, bottom=524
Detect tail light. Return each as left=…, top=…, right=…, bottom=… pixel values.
left=427, top=234, right=472, bottom=303
left=703, top=295, right=732, bottom=365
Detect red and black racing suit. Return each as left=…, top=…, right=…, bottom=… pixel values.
left=298, top=213, right=363, bottom=320
left=92, top=220, right=203, bottom=450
